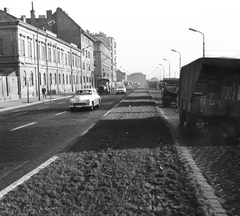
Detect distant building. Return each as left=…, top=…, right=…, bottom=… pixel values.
left=127, top=72, right=146, bottom=86
left=91, top=32, right=117, bottom=87
left=116, top=69, right=127, bottom=83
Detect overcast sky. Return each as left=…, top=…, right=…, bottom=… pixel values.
left=2, top=0, right=240, bottom=79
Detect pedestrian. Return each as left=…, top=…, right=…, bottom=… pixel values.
left=42, top=86, right=46, bottom=99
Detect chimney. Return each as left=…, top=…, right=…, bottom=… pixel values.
left=47, top=10, right=52, bottom=19
left=4, top=7, right=10, bottom=13
left=21, top=15, right=26, bottom=22
left=30, top=2, right=35, bottom=25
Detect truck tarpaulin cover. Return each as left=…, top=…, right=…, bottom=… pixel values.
left=179, top=57, right=240, bottom=102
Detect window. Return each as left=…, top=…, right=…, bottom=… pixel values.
left=65, top=54, right=67, bottom=65
left=53, top=47, right=56, bottom=62
left=28, top=40, right=32, bottom=57
left=54, top=73, right=57, bottom=84
left=48, top=47, right=52, bottom=61
left=58, top=49, right=60, bottom=63
left=43, top=73, right=46, bottom=85
left=66, top=74, right=68, bottom=84
left=50, top=73, right=52, bottom=85
left=23, top=71, right=27, bottom=86
left=20, top=38, right=25, bottom=56
left=0, top=39, right=2, bottom=56
left=83, top=62, right=85, bottom=70
left=39, top=72, right=42, bottom=85
left=42, top=44, right=46, bottom=61
left=68, top=53, right=71, bottom=65
left=62, top=74, right=65, bottom=84
left=61, top=51, right=64, bottom=64
left=69, top=75, right=71, bottom=84
left=59, top=74, right=61, bottom=84
left=31, top=72, right=34, bottom=86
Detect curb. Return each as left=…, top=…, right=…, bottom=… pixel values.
left=0, top=156, right=59, bottom=200
left=0, top=96, right=72, bottom=113
left=150, top=92, right=228, bottom=216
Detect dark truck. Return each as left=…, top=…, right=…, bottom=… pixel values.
left=178, top=57, right=240, bottom=138
left=147, top=80, right=158, bottom=89
left=161, top=78, right=179, bottom=107
left=97, top=78, right=110, bottom=95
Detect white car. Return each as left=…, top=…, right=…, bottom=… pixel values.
left=116, top=86, right=126, bottom=94
left=69, top=88, right=101, bottom=111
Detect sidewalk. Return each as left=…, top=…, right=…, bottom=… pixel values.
left=0, top=93, right=73, bottom=113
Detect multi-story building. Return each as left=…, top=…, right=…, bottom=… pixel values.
left=92, top=32, right=117, bottom=88
left=26, top=6, right=96, bottom=89
left=0, top=7, right=81, bottom=101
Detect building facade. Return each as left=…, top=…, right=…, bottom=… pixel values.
left=92, top=32, right=117, bottom=88
left=0, top=7, right=81, bottom=101
left=127, top=72, right=146, bottom=86
left=26, top=6, right=96, bottom=89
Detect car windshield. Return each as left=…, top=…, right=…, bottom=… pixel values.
left=118, top=86, right=124, bottom=89
left=76, top=90, right=92, bottom=95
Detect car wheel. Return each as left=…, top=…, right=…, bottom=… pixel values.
left=70, top=107, right=75, bottom=112
left=97, top=100, right=101, bottom=107
left=89, top=102, right=94, bottom=110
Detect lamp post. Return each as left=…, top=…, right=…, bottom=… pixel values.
left=159, top=63, right=165, bottom=79
left=163, top=58, right=170, bottom=78
left=189, top=28, right=205, bottom=57
left=37, top=20, right=55, bottom=100
left=171, top=49, right=181, bottom=77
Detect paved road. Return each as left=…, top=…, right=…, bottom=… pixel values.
left=0, top=92, right=128, bottom=191
left=150, top=89, right=240, bottom=216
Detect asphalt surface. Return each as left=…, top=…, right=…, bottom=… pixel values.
left=0, top=89, right=239, bottom=215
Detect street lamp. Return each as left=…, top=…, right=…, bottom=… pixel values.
left=159, top=63, right=165, bottom=79
left=171, top=49, right=181, bottom=77
left=189, top=28, right=205, bottom=57
left=37, top=20, right=55, bottom=100
left=163, top=58, right=170, bottom=78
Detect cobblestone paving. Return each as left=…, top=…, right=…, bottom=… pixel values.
left=150, top=90, right=240, bottom=216
left=188, top=145, right=240, bottom=216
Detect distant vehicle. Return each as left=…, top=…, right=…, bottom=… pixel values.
left=147, top=80, right=158, bottom=89
left=178, top=57, right=240, bottom=137
left=161, top=78, right=179, bottom=108
left=69, top=88, right=101, bottom=111
left=97, top=78, right=110, bottom=95
left=116, top=86, right=126, bottom=94
left=126, top=84, right=132, bottom=90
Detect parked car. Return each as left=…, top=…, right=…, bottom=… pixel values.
left=116, top=86, right=126, bottom=94
left=69, top=88, right=101, bottom=111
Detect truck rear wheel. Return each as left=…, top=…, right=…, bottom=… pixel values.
left=179, top=108, right=186, bottom=126
left=186, top=112, right=197, bottom=135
